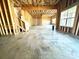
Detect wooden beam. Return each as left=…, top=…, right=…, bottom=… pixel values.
left=27, top=0, right=29, bottom=4
left=67, top=27, right=69, bottom=32
left=29, top=0, right=32, bottom=4
left=22, top=5, right=56, bottom=11
left=7, top=0, right=16, bottom=34
left=72, top=5, right=79, bottom=35
left=0, top=27, right=3, bottom=35
left=0, top=3, right=8, bottom=35
left=16, top=0, right=21, bottom=5
left=0, top=17, right=3, bottom=35
left=32, top=0, right=34, bottom=5
left=13, top=0, right=21, bottom=7
left=0, top=5, right=5, bottom=35
left=2, top=0, right=12, bottom=35
left=75, top=22, right=79, bottom=35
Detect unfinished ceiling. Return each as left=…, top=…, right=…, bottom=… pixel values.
left=12, top=0, right=60, bottom=6
left=11, top=0, right=59, bottom=17
left=29, top=9, right=57, bottom=16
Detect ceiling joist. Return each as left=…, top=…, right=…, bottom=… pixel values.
left=12, top=0, right=60, bottom=7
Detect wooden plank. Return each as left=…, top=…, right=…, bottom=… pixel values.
left=64, top=27, right=66, bottom=32
left=0, top=17, right=5, bottom=35
left=72, top=5, right=79, bottom=35
left=67, top=27, right=69, bottom=32
left=0, top=11, right=4, bottom=35
left=29, top=0, right=32, bottom=4
left=7, top=0, right=16, bottom=34
left=75, top=22, right=79, bottom=35
left=0, top=27, right=3, bottom=35
left=0, top=5, right=2, bottom=35
left=2, top=0, right=12, bottom=35
left=0, top=4, right=7, bottom=35
left=0, top=18, right=3, bottom=35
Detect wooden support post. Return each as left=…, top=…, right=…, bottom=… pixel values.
left=56, top=4, right=61, bottom=30
left=7, top=0, right=16, bottom=34
left=0, top=5, right=8, bottom=35
left=62, top=27, right=63, bottom=31
left=2, top=0, right=12, bottom=35
left=64, top=27, right=65, bottom=32
left=75, top=22, right=79, bottom=35
left=72, top=5, right=79, bottom=35
left=67, top=27, right=69, bottom=32
left=0, top=18, right=3, bottom=35
left=0, top=9, right=4, bottom=35
left=0, top=27, right=2, bottom=35
left=0, top=6, right=3, bottom=35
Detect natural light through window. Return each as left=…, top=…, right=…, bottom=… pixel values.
left=60, top=5, right=77, bottom=27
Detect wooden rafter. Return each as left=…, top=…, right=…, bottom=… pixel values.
left=27, top=9, right=57, bottom=17
left=12, top=0, right=60, bottom=7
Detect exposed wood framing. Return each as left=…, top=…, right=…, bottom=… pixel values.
left=13, top=0, right=60, bottom=6
left=75, top=22, right=79, bottom=35
left=56, top=2, right=61, bottom=30
left=57, top=0, right=79, bottom=34
left=7, top=0, right=16, bottom=34
left=72, top=5, right=79, bottom=35
left=67, top=27, right=69, bottom=32
left=0, top=17, right=4, bottom=35
left=0, top=27, right=3, bottom=35
left=2, top=0, right=12, bottom=35
left=0, top=4, right=8, bottom=35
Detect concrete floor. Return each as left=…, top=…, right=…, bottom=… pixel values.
left=0, top=25, right=79, bottom=59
